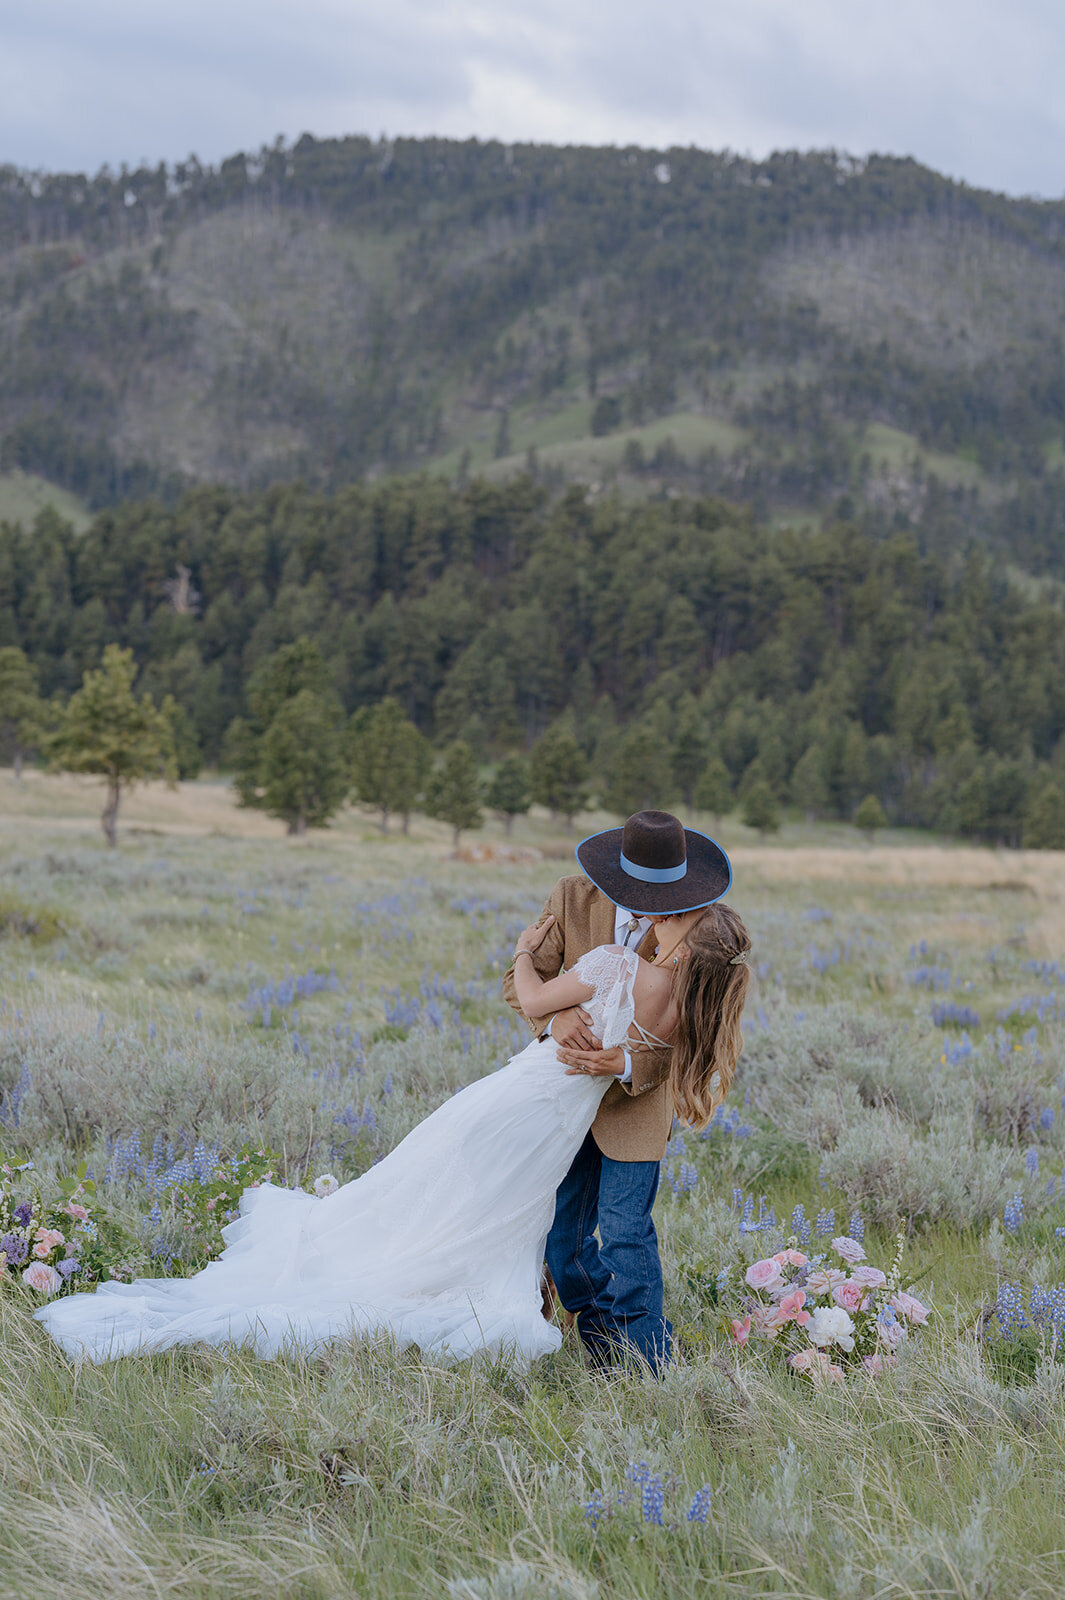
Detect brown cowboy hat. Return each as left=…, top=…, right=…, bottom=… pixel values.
left=575, top=809, right=732, bottom=915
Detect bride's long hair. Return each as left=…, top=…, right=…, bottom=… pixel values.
left=669, top=903, right=751, bottom=1129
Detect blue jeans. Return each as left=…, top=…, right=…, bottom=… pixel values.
left=546, top=1130, right=672, bottom=1374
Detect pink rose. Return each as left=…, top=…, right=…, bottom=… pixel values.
left=23, top=1261, right=62, bottom=1295
left=832, top=1236, right=866, bottom=1264
left=833, top=1281, right=869, bottom=1313
left=730, top=1315, right=751, bottom=1346
left=745, top=1258, right=784, bottom=1292
left=806, top=1266, right=846, bottom=1296
left=34, top=1227, right=65, bottom=1251
left=788, top=1349, right=844, bottom=1385
left=890, top=1291, right=930, bottom=1325
left=862, top=1352, right=897, bottom=1376
left=65, top=1203, right=90, bottom=1222
left=784, top=1250, right=808, bottom=1267
left=850, top=1265, right=886, bottom=1289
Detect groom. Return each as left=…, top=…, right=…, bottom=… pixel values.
left=502, top=809, right=731, bottom=1374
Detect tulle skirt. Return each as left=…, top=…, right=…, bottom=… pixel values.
left=35, top=1038, right=610, bottom=1366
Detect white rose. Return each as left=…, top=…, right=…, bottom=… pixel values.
left=313, top=1174, right=340, bottom=1198
left=806, top=1305, right=856, bottom=1352
left=22, top=1261, right=62, bottom=1295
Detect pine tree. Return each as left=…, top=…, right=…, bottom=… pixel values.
left=0, top=646, right=45, bottom=778
left=49, top=644, right=176, bottom=846
left=741, top=780, right=780, bottom=837
left=530, top=723, right=589, bottom=825
left=791, top=744, right=830, bottom=822
left=1023, top=782, right=1065, bottom=850
left=484, top=753, right=531, bottom=835
left=854, top=793, right=888, bottom=841
left=427, top=741, right=483, bottom=846
left=694, top=756, right=732, bottom=822
left=601, top=720, right=673, bottom=817
left=258, top=689, right=349, bottom=835
left=672, top=699, right=710, bottom=809
left=231, top=640, right=348, bottom=834
left=350, top=698, right=429, bottom=834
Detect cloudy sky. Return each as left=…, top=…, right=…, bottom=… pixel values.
left=2, top=0, right=1063, bottom=197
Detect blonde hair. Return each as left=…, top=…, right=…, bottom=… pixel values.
left=669, top=903, right=751, bottom=1129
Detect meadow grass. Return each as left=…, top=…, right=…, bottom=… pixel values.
left=2, top=776, right=1065, bottom=1598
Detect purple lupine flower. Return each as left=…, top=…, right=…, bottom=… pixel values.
left=1004, top=1193, right=1025, bottom=1234
left=687, top=1485, right=713, bottom=1524
left=641, top=1474, right=665, bottom=1525
left=13, top=1202, right=32, bottom=1227
left=1026, top=1148, right=1040, bottom=1178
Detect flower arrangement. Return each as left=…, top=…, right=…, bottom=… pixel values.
left=725, top=1232, right=930, bottom=1383
left=1, top=1157, right=136, bottom=1298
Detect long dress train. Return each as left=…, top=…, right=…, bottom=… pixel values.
left=34, top=946, right=642, bottom=1366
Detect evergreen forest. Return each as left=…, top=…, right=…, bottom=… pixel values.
left=2, top=476, right=1064, bottom=846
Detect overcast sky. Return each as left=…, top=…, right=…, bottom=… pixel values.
left=2, top=0, right=1063, bottom=198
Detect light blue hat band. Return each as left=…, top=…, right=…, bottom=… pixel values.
left=619, top=851, right=688, bottom=884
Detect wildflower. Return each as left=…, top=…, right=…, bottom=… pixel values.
left=1004, top=1194, right=1025, bottom=1234
left=641, top=1474, right=665, bottom=1525
left=1025, top=1148, right=1040, bottom=1178
left=0, top=1233, right=27, bottom=1265
left=313, top=1174, right=341, bottom=1198
left=876, top=1305, right=907, bottom=1349
left=12, top=1202, right=32, bottom=1227
left=583, top=1489, right=607, bottom=1529
left=730, top=1314, right=751, bottom=1345
left=814, top=1208, right=836, bottom=1238
left=65, top=1203, right=90, bottom=1222
left=847, top=1210, right=865, bottom=1243
left=687, top=1485, right=713, bottom=1524
left=832, top=1236, right=866, bottom=1264
left=832, top=1281, right=869, bottom=1314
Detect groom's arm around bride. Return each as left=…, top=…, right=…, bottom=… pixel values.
left=501, top=872, right=675, bottom=1160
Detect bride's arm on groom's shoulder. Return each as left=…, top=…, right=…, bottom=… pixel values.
left=502, top=883, right=567, bottom=1030
left=510, top=916, right=595, bottom=1019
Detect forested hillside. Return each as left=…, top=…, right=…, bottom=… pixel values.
left=2, top=477, right=1063, bottom=844
left=2, top=135, right=1065, bottom=568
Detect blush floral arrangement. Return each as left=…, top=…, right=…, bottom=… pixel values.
left=0, top=1157, right=132, bottom=1297
left=726, top=1232, right=930, bottom=1383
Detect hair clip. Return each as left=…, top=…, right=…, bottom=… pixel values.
left=729, top=951, right=749, bottom=966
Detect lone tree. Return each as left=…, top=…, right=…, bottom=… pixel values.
left=427, top=740, right=483, bottom=847
left=741, top=779, right=781, bottom=838
left=0, top=646, right=45, bottom=778
left=258, top=689, right=349, bottom=836
left=530, top=723, right=589, bottom=826
left=50, top=644, right=176, bottom=846
left=350, top=697, right=429, bottom=834
left=694, top=755, right=733, bottom=823
left=228, top=640, right=348, bottom=835
left=855, top=793, right=888, bottom=842
left=484, top=752, right=532, bottom=835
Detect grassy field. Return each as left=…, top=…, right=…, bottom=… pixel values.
left=2, top=775, right=1065, bottom=1598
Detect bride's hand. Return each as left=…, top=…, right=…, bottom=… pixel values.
left=515, top=914, right=554, bottom=957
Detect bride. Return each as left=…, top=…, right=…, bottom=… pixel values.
left=35, top=901, right=751, bottom=1366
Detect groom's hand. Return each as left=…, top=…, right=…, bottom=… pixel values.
left=559, top=1046, right=626, bottom=1077
left=551, top=1006, right=598, bottom=1052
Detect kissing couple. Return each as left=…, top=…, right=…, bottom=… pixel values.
left=37, top=810, right=751, bottom=1374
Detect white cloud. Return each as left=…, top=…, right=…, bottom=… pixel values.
left=0, top=0, right=1062, bottom=196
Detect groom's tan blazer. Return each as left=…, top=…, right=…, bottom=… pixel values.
left=502, top=874, right=674, bottom=1163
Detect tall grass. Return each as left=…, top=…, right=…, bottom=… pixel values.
left=2, top=778, right=1065, bottom=1597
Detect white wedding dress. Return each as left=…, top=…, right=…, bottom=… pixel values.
left=35, top=946, right=642, bottom=1366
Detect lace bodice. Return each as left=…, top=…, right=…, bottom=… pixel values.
left=572, top=945, right=642, bottom=1049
